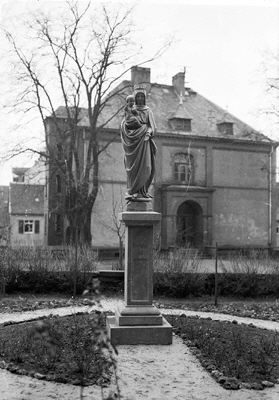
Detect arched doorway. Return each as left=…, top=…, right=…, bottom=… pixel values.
left=176, top=200, right=203, bottom=248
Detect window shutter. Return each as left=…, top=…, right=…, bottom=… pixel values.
left=19, top=220, right=23, bottom=234
left=35, top=220, right=40, bottom=234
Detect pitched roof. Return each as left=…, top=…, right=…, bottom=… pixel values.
left=10, top=184, right=44, bottom=215
left=143, top=84, right=269, bottom=141
left=51, top=76, right=272, bottom=143
left=53, top=106, right=88, bottom=120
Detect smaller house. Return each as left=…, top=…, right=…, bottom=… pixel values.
left=12, top=156, right=46, bottom=185
left=0, top=186, right=9, bottom=246
left=9, top=184, right=45, bottom=247
left=12, top=168, right=29, bottom=183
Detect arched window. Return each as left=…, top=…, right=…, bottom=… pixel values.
left=174, top=153, right=193, bottom=183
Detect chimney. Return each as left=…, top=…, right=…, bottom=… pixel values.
left=172, top=71, right=185, bottom=97
left=131, top=66, right=151, bottom=85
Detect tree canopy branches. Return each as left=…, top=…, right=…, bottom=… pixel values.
left=1, top=1, right=172, bottom=244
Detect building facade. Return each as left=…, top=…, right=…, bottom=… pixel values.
left=9, top=183, right=45, bottom=247
left=0, top=186, right=9, bottom=246
left=45, top=66, right=278, bottom=254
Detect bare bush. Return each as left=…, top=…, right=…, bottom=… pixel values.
left=153, top=247, right=208, bottom=297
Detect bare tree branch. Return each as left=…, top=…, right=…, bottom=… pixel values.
left=1, top=1, right=172, bottom=244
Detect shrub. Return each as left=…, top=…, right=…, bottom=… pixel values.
left=153, top=247, right=209, bottom=297
left=218, top=249, right=279, bottom=297
left=0, top=245, right=98, bottom=295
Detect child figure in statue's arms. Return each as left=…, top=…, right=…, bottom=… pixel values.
left=124, top=95, right=141, bottom=129
left=124, top=94, right=150, bottom=137
left=125, top=95, right=138, bottom=117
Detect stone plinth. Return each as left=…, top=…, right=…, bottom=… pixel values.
left=106, top=316, right=172, bottom=345
left=106, top=206, right=172, bottom=345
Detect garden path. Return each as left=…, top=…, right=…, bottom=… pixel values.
left=0, top=299, right=279, bottom=400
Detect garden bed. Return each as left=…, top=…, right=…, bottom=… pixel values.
left=166, top=314, right=279, bottom=390
left=1, top=299, right=279, bottom=391
left=0, top=311, right=116, bottom=387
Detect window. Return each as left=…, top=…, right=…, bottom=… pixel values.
left=174, top=154, right=193, bottom=183
left=217, top=122, right=233, bottom=135
left=13, top=175, right=24, bottom=182
left=56, top=175, right=62, bottom=193
left=55, top=214, right=62, bottom=233
left=24, top=220, right=33, bottom=233
left=44, top=215, right=47, bottom=235
left=57, top=144, right=63, bottom=160
left=176, top=119, right=191, bottom=132
left=18, top=219, right=40, bottom=234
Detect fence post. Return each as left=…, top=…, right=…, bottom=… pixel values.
left=73, top=230, right=78, bottom=298
left=214, top=242, right=218, bottom=306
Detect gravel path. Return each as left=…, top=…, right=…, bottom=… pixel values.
left=1, top=299, right=279, bottom=400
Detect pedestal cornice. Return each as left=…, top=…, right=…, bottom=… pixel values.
left=119, top=211, right=162, bottom=226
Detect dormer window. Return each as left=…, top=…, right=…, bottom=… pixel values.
left=174, top=118, right=191, bottom=132
left=217, top=112, right=234, bottom=135
left=168, top=103, right=193, bottom=132
left=217, top=122, right=233, bottom=135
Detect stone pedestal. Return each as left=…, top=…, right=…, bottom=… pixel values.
left=106, top=203, right=172, bottom=345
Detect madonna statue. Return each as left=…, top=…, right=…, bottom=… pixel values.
left=120, top=85, right=157, bottom=201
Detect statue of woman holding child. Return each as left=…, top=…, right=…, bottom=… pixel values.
left=120, top=85, right=157, bottom=201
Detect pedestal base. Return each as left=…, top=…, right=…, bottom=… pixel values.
left=106, top=316, right=172, bottom=345
left=115, top=301, right=163, bottom=326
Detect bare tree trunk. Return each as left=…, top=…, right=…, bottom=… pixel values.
left=119, top=238, right=124, bottom=270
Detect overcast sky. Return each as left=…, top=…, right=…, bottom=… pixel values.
left=0, top=0, right=278, bottom=185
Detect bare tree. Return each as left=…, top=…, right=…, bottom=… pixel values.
left=1, top=1, right=171, bottom=244
left=258, top=50, right=279, bottom=139
left=95, top=184, right=125, bottom=269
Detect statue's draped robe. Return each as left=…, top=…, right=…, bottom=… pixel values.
left=120, top=105, right=157, bottom=196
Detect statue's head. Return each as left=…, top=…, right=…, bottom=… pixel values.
left=134, top=84, right=146, bottom=106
